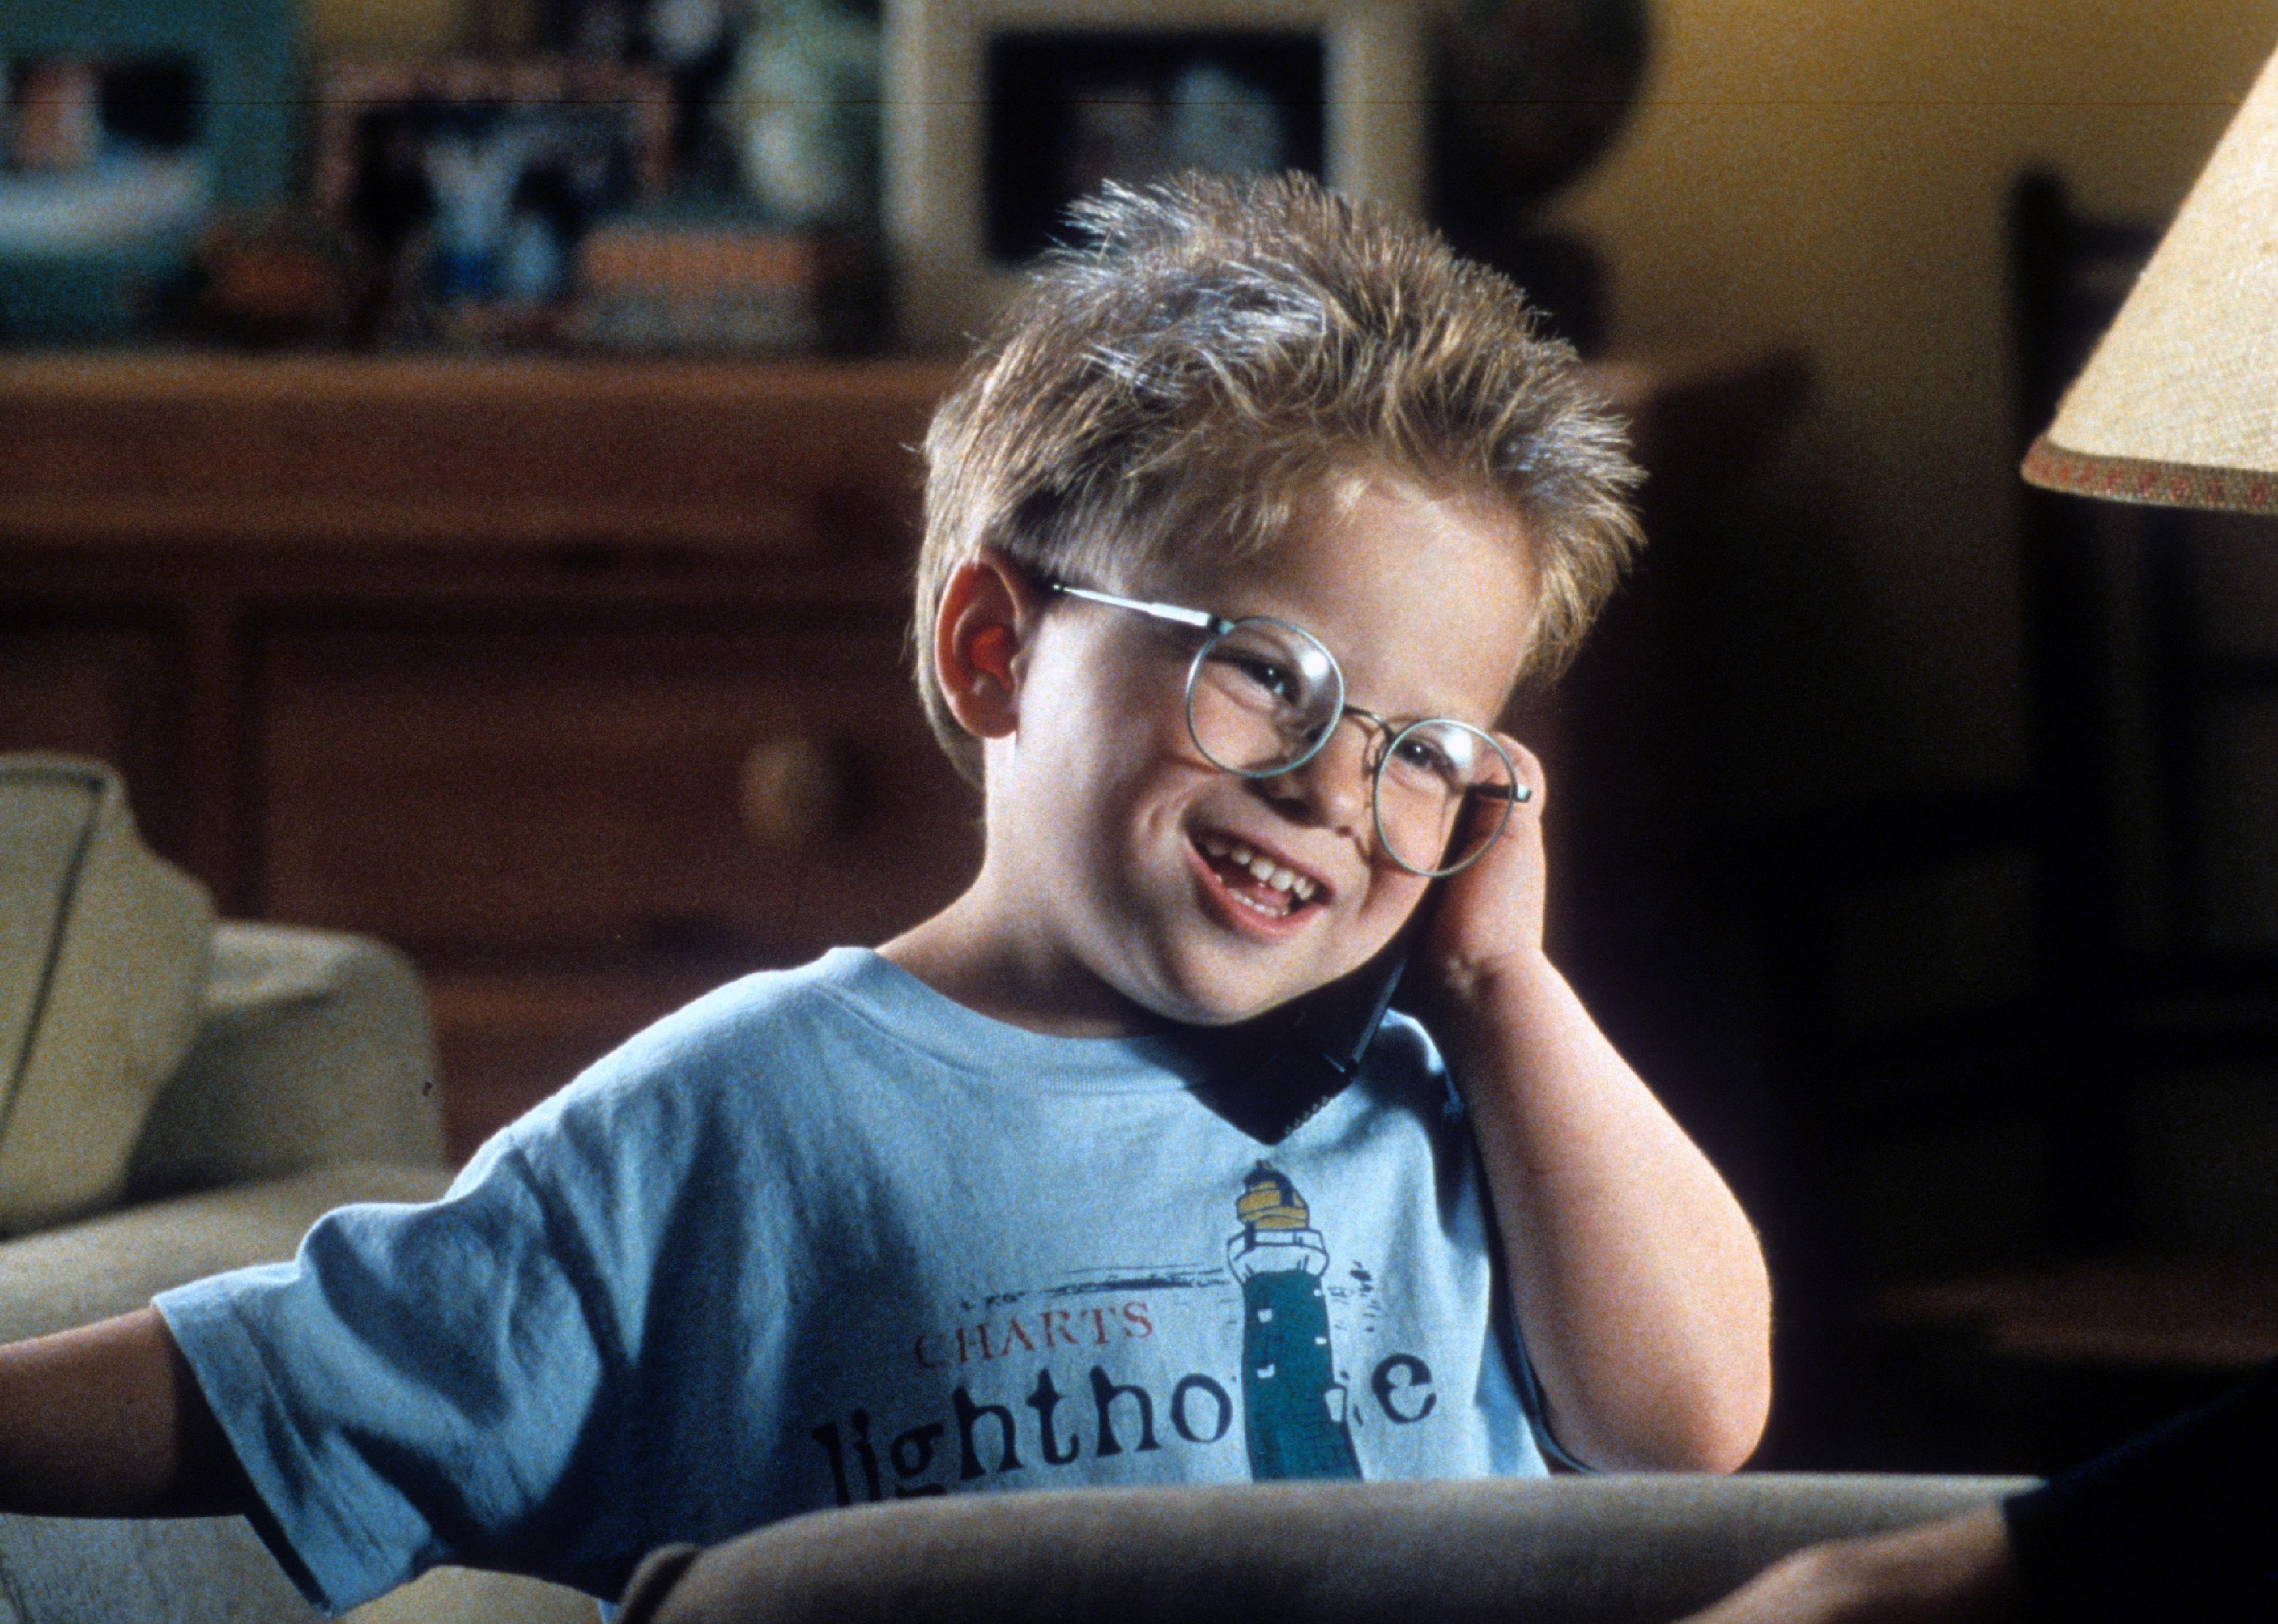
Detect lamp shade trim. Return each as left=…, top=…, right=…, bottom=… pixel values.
left=2019, top=41, right=2278, bottom=506
left=2023, top=434, right=2278, bottom=516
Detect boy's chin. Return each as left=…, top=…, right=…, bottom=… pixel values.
left=1131, top=957, right=1352, bottom=1031
left=1152, top=995, right=1284, bottom=1031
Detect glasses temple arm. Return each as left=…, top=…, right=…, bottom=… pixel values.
left=1470, top=781, right=1534, bottom=804
left=1048, top=582, right=1229, bottom=634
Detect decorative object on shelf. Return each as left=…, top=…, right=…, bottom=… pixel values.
left=719, top=0, right=882, bottom=231
left=882, top=0, right=1424, bottom=351
left=568, top=218, right=874, bottom=352
left=176, top=213, right=366, bottom=349
left=0, top=0, right=296, bottom=343
left=543, top=0, right=747, bottom=190
left=313, top=58, right=673, bottom=346
left=979, top=26, right=1323, bottom=264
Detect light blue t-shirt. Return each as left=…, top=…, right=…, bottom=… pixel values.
left=157, top=948, right=1547, bottom=1610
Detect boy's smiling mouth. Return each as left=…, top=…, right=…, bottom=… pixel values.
left=1192, top=830, right=1326, bottom=924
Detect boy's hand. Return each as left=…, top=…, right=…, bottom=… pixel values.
left=1675, top=1507, right=2022, bottom=1624
left=1419, top=731, right=1548, bottom=994
left=1403, top=731, right=1774, bottom=1474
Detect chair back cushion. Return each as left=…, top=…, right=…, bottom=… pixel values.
left=126, top=923, right=446, bottom=1197
left=0, top=755, right=212, bottom=1233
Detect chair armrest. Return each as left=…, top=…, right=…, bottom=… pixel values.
left=0, top=1162, right=450, bottom=1345
left=0, top=1158, right=600, bottom=1624
left=124, top=924, right=446, bottom=1201
left=633, top=1475, right=2043, bottom=1624
left=0, top=1514, right=321, bottom=1624
left=0, top=754, right=212, bottom=1235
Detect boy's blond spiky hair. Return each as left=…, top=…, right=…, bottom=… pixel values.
left=913, top=170, right=1643, bottom=784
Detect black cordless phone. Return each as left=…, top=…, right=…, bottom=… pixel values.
left=1187, top=880, right=1437, bottom=1142
left=1189, top=785, right=1513, bottom=1142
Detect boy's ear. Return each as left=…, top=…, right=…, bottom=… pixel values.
left=935, top=549, right=1043, bottom=741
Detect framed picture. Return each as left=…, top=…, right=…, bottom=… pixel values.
left=313, top=59, right=673, bottom=341
left=531, top=0, right=745, bottom=189
left=0, top=0, right=296, bottom=341
left=883, top=0, right=1424, bottom=351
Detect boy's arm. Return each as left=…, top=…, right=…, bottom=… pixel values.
left=1417, top=742, right=1772, bottom=1472
left=0, top=1307, right=255, bottom=1517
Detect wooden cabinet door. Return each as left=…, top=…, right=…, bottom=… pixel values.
left=0, top=621, right=184, bottom=860
left=254, top=616, right=982, bottom=1151
left=255, top=618, right=979, bottom=956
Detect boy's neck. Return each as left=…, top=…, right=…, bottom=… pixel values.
left=876, top=890, right=1155, bottom=1039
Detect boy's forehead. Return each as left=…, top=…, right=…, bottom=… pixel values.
left=1165, top=475, right=1540, bottom=720
left=1191, top=474, right=1533, bottom=593
left=1155, top=471, right=1534, bottom=590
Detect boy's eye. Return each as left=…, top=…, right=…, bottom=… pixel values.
left=1229, top=655, right=1299, bottom=703
left=1199, top=642, right=1312, bottom=713
left=1389, top=733, right=1459, bottom=781
left=1380, top=723, right=1488, bottom=795
left=1199, top=619, right=1335, bottom=715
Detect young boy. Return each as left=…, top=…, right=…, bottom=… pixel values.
left=0, top=173, right=1769, bottom=1611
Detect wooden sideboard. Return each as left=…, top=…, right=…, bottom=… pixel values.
left=0, top=349, right=1801, bottom=1158
left=0, top=354, right=984, bottom=1154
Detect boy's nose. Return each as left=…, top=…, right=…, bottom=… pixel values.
left=1258, top=719, right=1374, bottom=838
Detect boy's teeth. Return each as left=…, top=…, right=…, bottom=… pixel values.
left=1197, top=833, right=1318, bottom=908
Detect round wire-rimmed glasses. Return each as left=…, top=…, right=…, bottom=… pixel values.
left=1046, top=581, right=1530, bottom=877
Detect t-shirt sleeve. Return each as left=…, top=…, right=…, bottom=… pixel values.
left=2002, top=1358, right=2278, bottom=1623
left=155, top=1141, right=618, bottom=1613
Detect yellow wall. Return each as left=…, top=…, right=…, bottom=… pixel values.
left=1547, top=0, right=2278, bottom=809
left=304, top=0, right=464, bottom=55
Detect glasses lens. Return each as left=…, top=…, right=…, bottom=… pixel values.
left=1185, top=618, right=1343, bottom=776
left=1372, top=719, right=1518, bottom=876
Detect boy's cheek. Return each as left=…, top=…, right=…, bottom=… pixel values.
left=1317, top=873, right=1436, bottom=981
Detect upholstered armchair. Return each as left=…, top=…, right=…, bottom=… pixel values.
left=0, top=754, right=590, bottom=1622
left=0, top=753, right=2030, bottom=1624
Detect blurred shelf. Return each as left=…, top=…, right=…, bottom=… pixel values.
left=2, top=345, right=1801, bottom=1159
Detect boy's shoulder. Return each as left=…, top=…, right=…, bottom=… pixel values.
left=580, top=946, right=947, bottom=1093
left=621, top=946, right=898, bottom=1059
left=486, top=949, right=915, bottom=1152
left=510, top=945, right=1182, bottom=1140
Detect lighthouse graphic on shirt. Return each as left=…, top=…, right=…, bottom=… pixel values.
left=1226, top=1163, right=1363, bottom=1480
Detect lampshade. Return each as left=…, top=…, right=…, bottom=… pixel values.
left=2022, top=43, right=2278, bottom=514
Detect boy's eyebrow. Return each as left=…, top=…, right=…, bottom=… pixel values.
left=1389, top=697, right=1490, bottom=731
